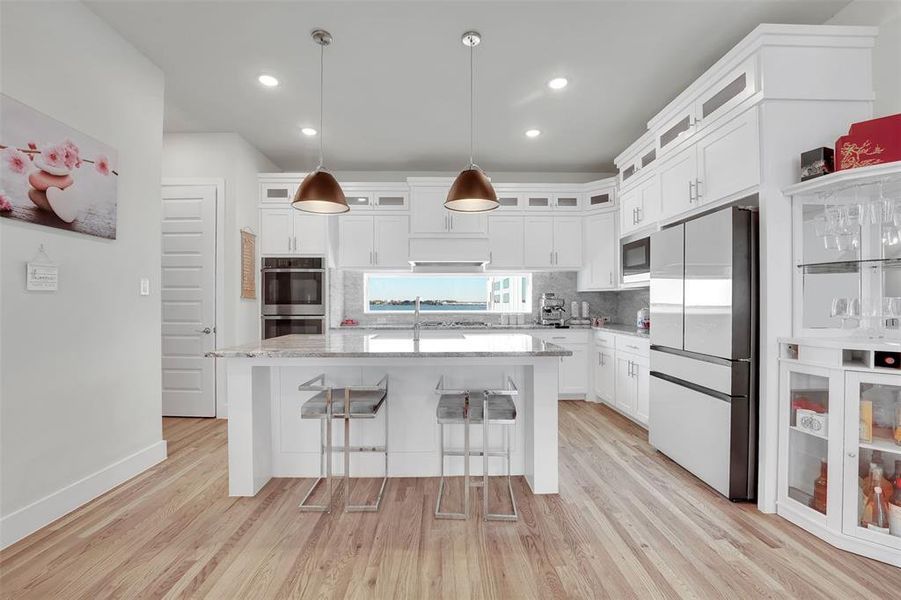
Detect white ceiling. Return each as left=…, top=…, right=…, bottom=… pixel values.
left=87, top=1, right=850, bottom=173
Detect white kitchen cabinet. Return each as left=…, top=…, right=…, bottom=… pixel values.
left=554, top=217, right=583, bottom=268
left=374, top=215, right=410, bottom=267
left=658, top=146, right=697, bottom=220
left=696, top=108, right=759, bottom=206
left=338, top=215, right=409, bottom=268
left=523, top=218, right=555, bottom=268
left=373, top=192, right=409, bottom=210
left=593, top=346, right=615, bottom=403
left=615, top=355, right=637, bottom=415
left=410, top=185, right=486, bottom=235
left=523, top=217, right=582, bottom=269
left=621, top=175, right=660, bottom=236
left=260, top=182, right=296, bottom=204
left=259, top=208, right=327, bottom=256
left=487, top=216, right=524, bottom=269
left=614, top=350, right=649, bottom=426
left=260, top=209, right=293, bottom=255
left=560, top=343, right=589, bottom=396
left=338, top=216, right=376, bottom=267
left=553, top=194, right=582, bottom=211
left=578, top=212, right=617, bottom=291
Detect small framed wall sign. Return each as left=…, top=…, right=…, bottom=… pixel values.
left=26, top=245, right=58, bottom=291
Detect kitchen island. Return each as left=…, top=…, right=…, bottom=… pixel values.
left=209, top=330, right=570, bottom=497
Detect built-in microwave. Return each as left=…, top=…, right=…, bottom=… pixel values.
left=621, top=236, right=651, bottom=284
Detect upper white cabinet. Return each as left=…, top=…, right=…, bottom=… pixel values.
left=259, top=208, right=328, bottom=256
left=339, top=215, right=409, bottom=268
left=487, top=216, right=524, bottom=269
left=658, top=146, right=698, bottom=220
left=578, top=212, right=617, bottom=291
left=620, top=174, right=660, bottom=236
left=523, top=216, right=582, bottom=269
left=260, top=181, right=297, bottom=204
left=409, top=185, right=487, bottom=235
left=695, top=109, right=759, bottom=205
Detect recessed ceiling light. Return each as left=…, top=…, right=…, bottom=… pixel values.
left=258, top=74, right=279, bottom=87
left=525, top=129, right=542, bottom=138
left=547, top=77, right=568, bottom=90
left=301, top=127, right=318, bottom=136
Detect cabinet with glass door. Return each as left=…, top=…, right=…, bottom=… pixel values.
left=844, top=370, right=901, bottom=552
left=787, top=164, right=901, bottom=340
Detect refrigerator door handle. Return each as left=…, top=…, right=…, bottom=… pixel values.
left=649, top=371, right=736, bottom=403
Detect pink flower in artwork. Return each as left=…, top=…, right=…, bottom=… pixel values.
left=0, top=192, right=12, bottom=212
left=27, top=142, right=37, bottom=151
left=42, top=145, right=65, bottom=169
left=2, top=148, right=29, bottom=174
left=95, top=155, right=111, bottom=176
left=61, top=138, right=81, bottom=169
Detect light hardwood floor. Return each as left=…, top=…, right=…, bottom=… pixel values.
left=1, top=401, right=898, bottom=599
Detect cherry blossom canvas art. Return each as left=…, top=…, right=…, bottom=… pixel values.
left=0, top=94, right=119, bottom=239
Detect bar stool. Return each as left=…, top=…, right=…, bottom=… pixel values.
left=434, top=376, right=518, bottom=521
left=297, top=374, right=389, bottom=513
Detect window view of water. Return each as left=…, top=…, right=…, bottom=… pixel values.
left=365, top=274, right=531, bottom=313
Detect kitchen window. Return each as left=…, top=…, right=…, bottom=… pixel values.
left=365, top=274, right=532, bottom=313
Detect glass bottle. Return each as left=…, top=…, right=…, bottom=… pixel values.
left=811, top=460, right=828, bottom=514
left=867, top=486, right=891, bottom=533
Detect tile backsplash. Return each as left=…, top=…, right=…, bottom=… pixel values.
left=329, top=270, right=648, bottom=328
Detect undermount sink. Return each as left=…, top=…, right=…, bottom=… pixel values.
left=371, top=331, right=466, bottom=340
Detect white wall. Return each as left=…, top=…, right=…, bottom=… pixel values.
left=0, top=1, right=166, bottom=547
left=827, top=0, right=901, bottom=116
left=161, top=133, right=278, bottom=347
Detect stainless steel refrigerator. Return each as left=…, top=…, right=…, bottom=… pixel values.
left=649, top=206, right=758, bottom=501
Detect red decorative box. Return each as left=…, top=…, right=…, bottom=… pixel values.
left=835, top=113, right=901, bottom=171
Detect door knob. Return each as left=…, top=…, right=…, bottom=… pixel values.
left=196, top=327, right=213, bottom=334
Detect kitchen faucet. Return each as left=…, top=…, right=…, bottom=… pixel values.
left=413, top=296, right=422, bottom=342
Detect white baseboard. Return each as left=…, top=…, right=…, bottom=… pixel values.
left=0, top=440, right=167, bottom=549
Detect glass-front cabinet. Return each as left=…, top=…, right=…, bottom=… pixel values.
left=844, top=371, right=901, bottom=551
left=789, top=166, right=901, bottom=339
left=780, top=363, right=835, bottom=518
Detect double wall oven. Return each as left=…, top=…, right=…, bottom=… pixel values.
left=261, top=257, right=325, bottom=338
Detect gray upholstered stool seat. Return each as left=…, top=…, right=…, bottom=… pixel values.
left=301, top=388, right=387, bottom=419
left=436, top=393, right=516, bottom=425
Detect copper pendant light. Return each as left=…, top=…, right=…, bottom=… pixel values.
left=445, top=31, right=498, bottom=213
left=292, top=29, right=348, bottom=214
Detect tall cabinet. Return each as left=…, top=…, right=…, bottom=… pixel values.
left=777, top=164, right=901, bottom=567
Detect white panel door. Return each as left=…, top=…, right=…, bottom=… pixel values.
left=696, top=108, right=760, bottom=205
left=615, top=355, right=636, bottom=415
left=161, top=184, right=217, bottom=417
left=553, top=217, right=583, bottom=268
left=633, top=354, right=650, bottom=425
left=488, top=216, right=524, bottom=269
left=637, top=176, right=661, bottom=226
left=374, top=215, right=410, bottom=267
left=524, top=218, right=554, bottom=268
left=594, top=349, right=615, bottom=402
left=589, top=213, right=616, bottom=288
left=292, top=212, right=327, bottom=254
left=339, top=215, right=375, bottom=268
left=658, top=146, right=697, bottom=220
left=620, top=188, right=640, bottom=236
left=410, top=186, right=450, bottom=234
left=260, top=209, right=292, bottom=255
left=560, top=344, right=588, bottom=395
left=448, top=211, right=487, bottom=234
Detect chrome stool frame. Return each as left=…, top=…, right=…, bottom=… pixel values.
left=434, top=376, right=518, bottom=522
left=298, top=374, right=389, bottom=513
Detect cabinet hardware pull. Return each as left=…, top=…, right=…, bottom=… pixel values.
left=688, top=180, right=695, bottom=203
left=374, top=251, right=378, bottom=264
left=369, top=250, right=373, bottom=265
left=550, top=251, right=554, bottom=265
left=609, top=272, right=613, bottom=285
left=636, top=207, right=642, bottom=222
left=696, top=178, right=703, bottom=198
left=847, top=452, right=857, bottom=458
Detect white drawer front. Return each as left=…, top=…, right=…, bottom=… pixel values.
left=650, top=349, right=734, bottom=396
left=615, top=335, right=649, bottom=356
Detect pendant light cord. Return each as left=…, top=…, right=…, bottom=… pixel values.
left=469, top=39, right=474, bottom=169
left=318, top=41, right=325, bottom=171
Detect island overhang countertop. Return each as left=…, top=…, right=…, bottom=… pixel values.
left=208, top=330, right=572, bottom=359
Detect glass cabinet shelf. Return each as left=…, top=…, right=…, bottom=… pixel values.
left=798, top=257, right=901, bottom=272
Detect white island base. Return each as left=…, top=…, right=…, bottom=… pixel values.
left=223, top=353, right=562, bottom=497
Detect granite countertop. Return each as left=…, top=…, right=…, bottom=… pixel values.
left=208, top=330, right=572, bottom=359
left=334, top=322, right=650, bottom=339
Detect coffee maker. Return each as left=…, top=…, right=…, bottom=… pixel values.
left=539, top=293, right=566, bottom=326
